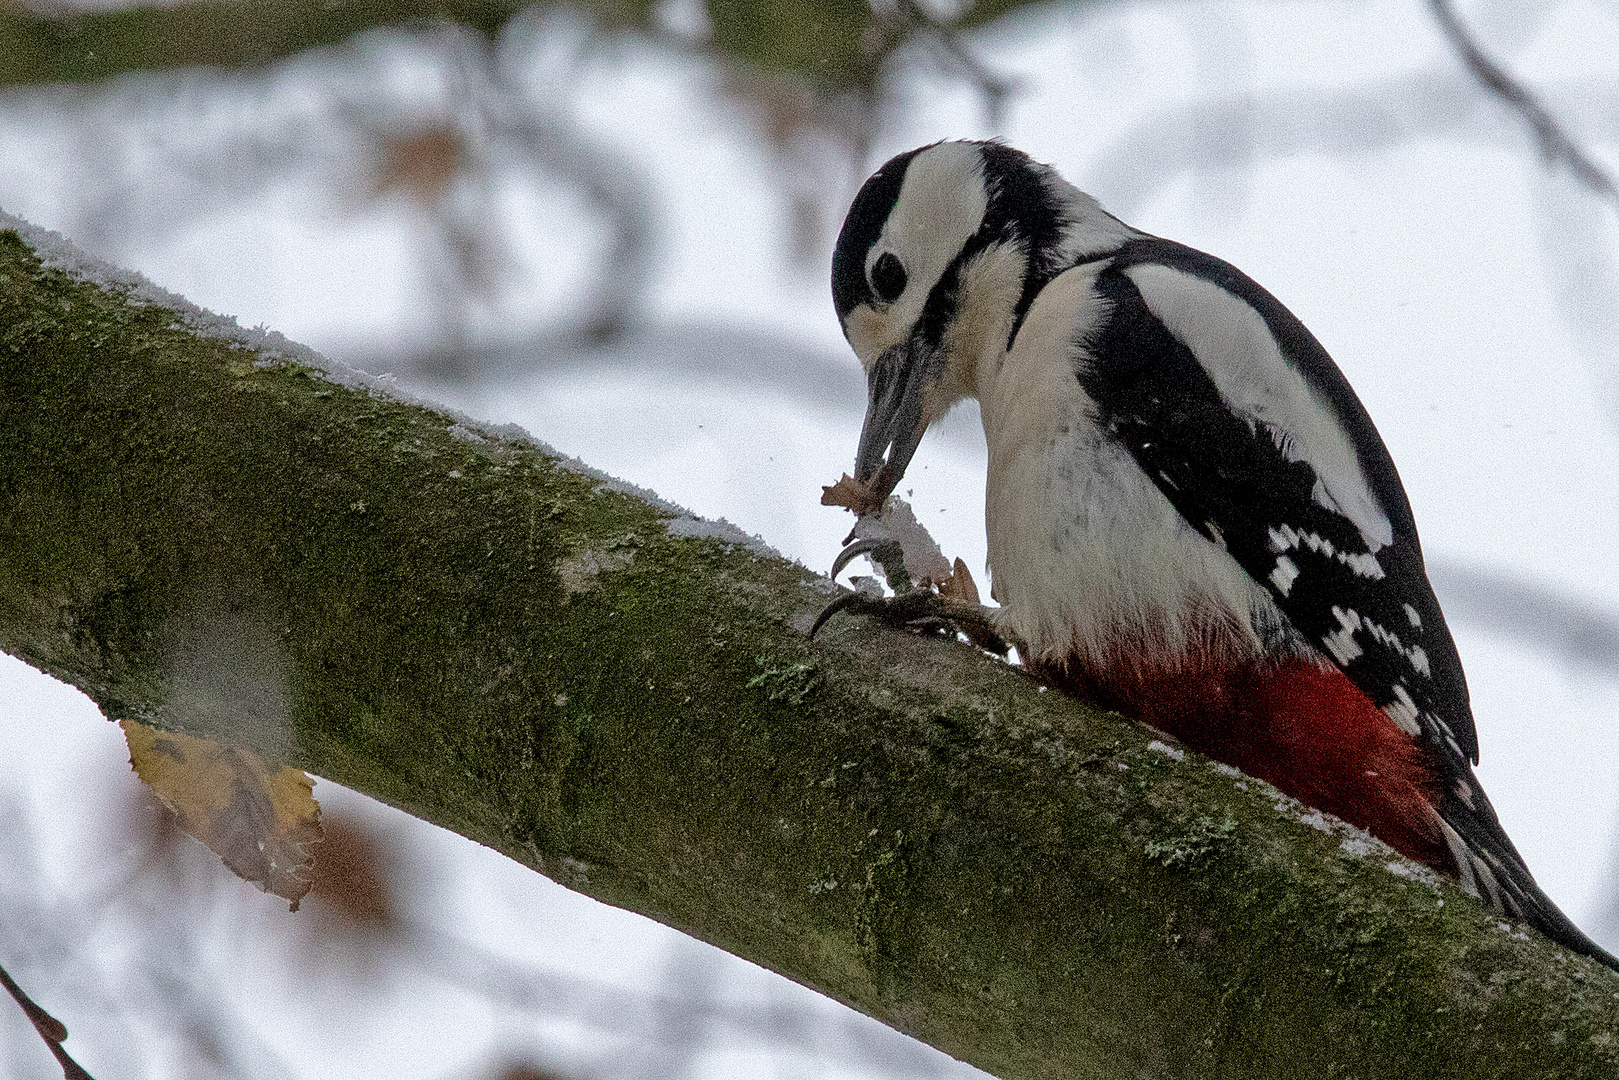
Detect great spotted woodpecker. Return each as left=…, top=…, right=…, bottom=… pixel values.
left=828, top=139, right=1615, bottom=967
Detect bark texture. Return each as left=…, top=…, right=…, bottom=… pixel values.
left=2, top=223, right=1618, bottom=1079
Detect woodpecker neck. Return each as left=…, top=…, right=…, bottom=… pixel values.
left=953, top=179, right=1139, bottom=417
left=975, top=260, right=1108, bottom=444
left=1042, top=180, right=1141, bottom=266
left=923, top=239, right=1028, bottom=413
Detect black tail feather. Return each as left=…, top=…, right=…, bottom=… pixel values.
left=1433, top=753, right=1619, bottom=971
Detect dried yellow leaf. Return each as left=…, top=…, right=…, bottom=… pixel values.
left=122, top=719, right=323, bottom=910
left=937, top=557, right=982, bottom=606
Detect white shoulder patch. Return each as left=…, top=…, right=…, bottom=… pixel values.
left=1038, top=172, right=1140, bottom=263
left=1123, top=263, right=1394, bottom=551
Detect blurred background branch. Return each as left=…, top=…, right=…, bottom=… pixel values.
left=0, top=0, right=1041, bottom=94
left=1428, top=0, right=1619, bottom=206
left=0, top=0, right=543, bottom=87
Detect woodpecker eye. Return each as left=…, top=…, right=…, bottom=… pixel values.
left=869, top=252, right=907, bottom=304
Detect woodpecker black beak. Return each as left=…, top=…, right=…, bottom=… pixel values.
left=854, top=341, right=930, bottom=506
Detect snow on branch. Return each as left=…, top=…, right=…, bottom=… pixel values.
left=3, top=216, right=1619, bottom=1079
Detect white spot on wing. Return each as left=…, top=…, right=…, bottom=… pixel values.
left=1338, top=550, right=1385, bottom=579
left=1322, top=606, right=1364, bottom=665
left=1404, top=603, right=1422, bottom=628
left=1124, top=263, right=1394, bottom=551
left=1383, top=682, right=1421, bottom=735
left=1267, top=523, right=1382, bottom=578
left=1269, top=555, right=1300, bottom=596
left=1357, top=619, right=1433, bottom=681
left=1268, top=523, right=1299, bottom=552
left=1300, top=529, right=1335, bottom=558
left=1364, top=617, right=1397, bottom=650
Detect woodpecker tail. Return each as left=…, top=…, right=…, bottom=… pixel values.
left=1428, top=761, right=1619, bottom=971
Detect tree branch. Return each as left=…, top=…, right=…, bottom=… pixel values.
left=0, top=961, right=95, bottom=1080
left=1427, top=0, right=1619, bottom=208
left=0, top=0, right=536, bottom=88
left=3, top=214, right=1619, bottom=1079
left=0, top=0, right=1059, bottom=94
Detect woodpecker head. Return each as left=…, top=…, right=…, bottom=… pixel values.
left=830, top=140, right=1134, bottom=505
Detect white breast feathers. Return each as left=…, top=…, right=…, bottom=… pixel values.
left=976, top=263, right=1282, bottom=677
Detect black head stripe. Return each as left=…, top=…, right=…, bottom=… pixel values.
left=971, top=143, right=1072, bottom=349
left=912, top=256, right=965, bottom=356
left=904, top=142, right=1057, bottom=355
left=831, top=146, right=929, bottom=319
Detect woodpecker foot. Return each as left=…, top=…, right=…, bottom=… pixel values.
left=810, top=588, right=1011, bottom=656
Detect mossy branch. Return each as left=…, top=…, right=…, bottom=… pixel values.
left=0, top=0, right=537, bottom=87
left=0, top=0, right=1054, bottom=93
left=2, top=219, right=1617, bottom=1079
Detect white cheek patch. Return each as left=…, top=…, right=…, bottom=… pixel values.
left=1124, top=263, right=1394, bottom=553
left=930, top=241, right=1028, bottom=407
left=868, top=143, right=989, bottom=338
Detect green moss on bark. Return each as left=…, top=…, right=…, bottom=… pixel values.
left=3, top=226, right=1619, bottom=1079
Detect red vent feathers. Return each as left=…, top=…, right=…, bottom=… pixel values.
left=1036, top=654, right=1446, bottom=870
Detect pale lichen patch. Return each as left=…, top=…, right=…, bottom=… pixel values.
left=557, top=547, right=636, bottom=600
left=1384, top=860, right=1442, bottom=888
left=1295, top=809, right=1335, bottom=834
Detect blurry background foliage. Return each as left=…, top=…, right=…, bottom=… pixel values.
left=2, top=0, right=1619, bottom=1077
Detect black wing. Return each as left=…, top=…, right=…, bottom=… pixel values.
left=1075, top=239, right=1613, bottom=963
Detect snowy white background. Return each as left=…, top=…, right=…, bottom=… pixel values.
left=3, top=0, right=1619, bottom=1076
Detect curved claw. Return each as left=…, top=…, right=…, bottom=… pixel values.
left=810, top=586, right=1012, bottom=657
left=810, top=591, right=866, bottom=639
left=829, top=538, right=885, bottom=581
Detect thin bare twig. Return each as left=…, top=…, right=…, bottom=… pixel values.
left=1428, top=0, right=1619, bottom=207
left=0, top=961, right=95, bottom=1080
left=891, top=0, right=1017, bottom=129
